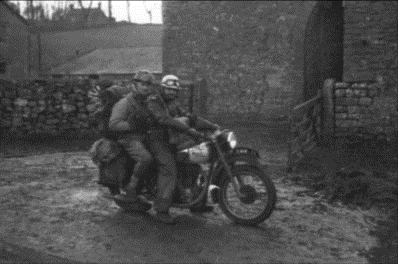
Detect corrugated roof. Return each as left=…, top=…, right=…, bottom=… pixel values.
left=49, top=46, right=162, bottom=74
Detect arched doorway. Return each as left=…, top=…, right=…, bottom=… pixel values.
left=303, top=1, right=344, bottom=100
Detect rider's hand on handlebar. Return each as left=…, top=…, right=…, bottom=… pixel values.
left=187, top=128, right=205, bottom=141
left=210, top=128, right=222, bottom=138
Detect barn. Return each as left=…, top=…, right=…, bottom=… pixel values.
left=162, top=1, right=397, bottom=122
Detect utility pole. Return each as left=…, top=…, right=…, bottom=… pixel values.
left=127, top=0, right=131, bottom=23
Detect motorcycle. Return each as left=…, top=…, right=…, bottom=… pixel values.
left=96, top=126, right=277, bottom=226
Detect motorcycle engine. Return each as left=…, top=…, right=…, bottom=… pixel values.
left=176, top=162, right=202, bottom=189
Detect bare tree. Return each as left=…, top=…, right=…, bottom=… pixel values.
left=30, top=0, right=34, bottom=21
left=108, top=0, right=112, bottom=23
left=24, top=0, right=46, bottom=22
left=51, top=5, right=69, bottom=21
left=126, top=0, right=131, bottom=23
left=142, top=1, right=152, bottom=24
left=77, top=0, right=93, bottom=27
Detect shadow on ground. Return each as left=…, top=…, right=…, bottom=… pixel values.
left=291, top=137, right=398, bottom=264
left=92, top=210, right=284, bottom=264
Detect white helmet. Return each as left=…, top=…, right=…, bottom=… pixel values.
left=161, top=74, right=181, bottom=90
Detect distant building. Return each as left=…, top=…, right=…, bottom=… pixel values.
left=0, top=1, right=39, bottom=81
left=64, top=3, right=114, bottom=27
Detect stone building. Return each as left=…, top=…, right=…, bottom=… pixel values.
left=0, top=1, right=39, bottom=81
left=64, top=3, right=114, bottom=27
left=162, top=1, right=397, bottom=121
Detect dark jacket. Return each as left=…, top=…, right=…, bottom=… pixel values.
left=165, top=100, right=219, bottom=130
left=108, top=90, right=219, bottom=140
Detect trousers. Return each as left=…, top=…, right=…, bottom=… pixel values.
left=147, top=139, right=177, bottom=213
left=118, top=135, right=153, bottom=191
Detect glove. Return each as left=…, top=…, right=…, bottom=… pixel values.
left=187, top=128, right=204, bottom=140
left=160, top=116, right=191, bottom=132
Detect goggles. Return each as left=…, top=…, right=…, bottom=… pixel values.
left=164, top=79, right=180, bottom=88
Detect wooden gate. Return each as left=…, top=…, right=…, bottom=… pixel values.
left=287, top=92, right=323, bottom=172
left=177, top=80, right=195, bottom=113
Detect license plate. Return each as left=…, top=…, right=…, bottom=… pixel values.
left=233, top=148, right=260, bottom=158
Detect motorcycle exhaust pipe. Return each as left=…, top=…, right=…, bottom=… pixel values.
left=208, top=185, right=220, bottom=204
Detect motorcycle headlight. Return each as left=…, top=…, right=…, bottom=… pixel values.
left=227, top=132, right=237, bottom=149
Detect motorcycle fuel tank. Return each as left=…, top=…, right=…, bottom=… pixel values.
left=177, top=142, right=210, bottom=164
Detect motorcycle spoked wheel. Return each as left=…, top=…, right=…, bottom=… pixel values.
left=218, top=165, right=277, bottom=226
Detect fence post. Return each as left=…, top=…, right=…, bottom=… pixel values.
left=198, top=78, right=208, bottom=117
left=322, top=79, right=335, bottom=147
left=188, top=82, right=194, bottom=113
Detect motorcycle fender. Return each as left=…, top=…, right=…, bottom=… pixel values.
left=211, top=148, right=264, bottom=187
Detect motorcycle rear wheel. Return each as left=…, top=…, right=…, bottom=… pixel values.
left=218, top=165, right=276, bottom=226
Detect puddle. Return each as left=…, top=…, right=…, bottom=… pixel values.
left=23, top=154, right=62, bottom=166
left=70, top=189, right=101, bottom=204
left=64, top=155, right=96, bottom=169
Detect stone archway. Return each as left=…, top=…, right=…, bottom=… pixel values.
left=303, top=1, right=344, bottom=101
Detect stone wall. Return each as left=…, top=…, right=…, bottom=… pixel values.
left=0, top=79, right=94, bottom=137
left=333, top=79, right=397, bottom=140
left=163, top=1, right=316, bottom=121
left=0, top=78, right=193, bottom=138
left=343, top=1, right=397, bottom=92
left=163, top=1, right=398, bottom=122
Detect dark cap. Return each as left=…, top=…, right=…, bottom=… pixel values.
left=97, top=79, right=114, bottom=89
left=88, top=74, right=100, bottom=80
left=132, top=70, right=155, bottom=85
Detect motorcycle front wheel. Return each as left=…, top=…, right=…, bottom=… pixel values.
left=218, top=165, right=276, bottom=225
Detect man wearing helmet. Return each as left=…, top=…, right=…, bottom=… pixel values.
left=159, top=75, right=220, bottom=131
left=108, top=70, right=205, bottom=224
left=158, top=74, right=221, bottom=214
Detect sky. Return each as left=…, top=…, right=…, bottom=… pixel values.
left=11, top=0, right=163, bottom=24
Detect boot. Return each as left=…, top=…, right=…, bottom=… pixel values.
left=114, top=185, right=151, bottom=208
left=152, top=211, right=176, bottom=225
left=189, top=195, right=214, bottom=213
left=108, top=186, right=120, bottom=196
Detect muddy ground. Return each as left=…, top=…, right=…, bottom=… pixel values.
left=0, top=124, right=397, bottom=263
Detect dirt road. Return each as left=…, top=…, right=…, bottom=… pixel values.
left=0, top=152, right=379, bottom=263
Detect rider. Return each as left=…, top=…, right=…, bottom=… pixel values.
left=125, top=76, right=212, bottom=224
left=159, top=75, right=220, bottom=132
left=106, top=81, right=133, bottom=99
left=107, top=70, right=156, bottom=209
left=158, top=74, right=220, bottom=213
left=109, top=70, right=216, bottom=224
